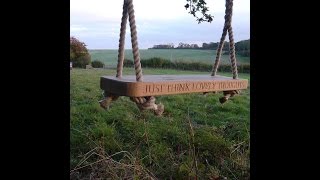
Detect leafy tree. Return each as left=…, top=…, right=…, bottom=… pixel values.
left=70, top=36, right=91, bottom=68
left=151, top=44, right=175, bottom=49
left=184, top=0, right=213, bottom=23
left=235, top=39, right=250, bottom=57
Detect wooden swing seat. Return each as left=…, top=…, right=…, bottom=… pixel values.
left=101, top=75, right=248, bottom=97
left=98, top=0, right=247, bottom=115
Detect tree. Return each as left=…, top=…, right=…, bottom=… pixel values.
left=235, top=39, right=250, bottom=57
left=177, top=43, right=191, bottom=49
left=190, top=44, right=199, bottom=48
left=184, top=0, right=213, bottom=23
left=70, top=36, right=91, bottom=68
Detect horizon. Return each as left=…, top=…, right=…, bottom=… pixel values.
left=87, top=38, right=250, bottom=50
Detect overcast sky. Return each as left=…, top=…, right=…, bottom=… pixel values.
left=70, top=0, right=250, bottom=49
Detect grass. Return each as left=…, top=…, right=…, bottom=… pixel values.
left=70, top=68, right=250, bottom=179
left=89, top=49, right=250, bottom=66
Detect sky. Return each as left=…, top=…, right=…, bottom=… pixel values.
left=70, top=0, right=250, bottom=49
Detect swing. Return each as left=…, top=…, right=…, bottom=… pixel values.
left=99, top=0, right=248, bottom=116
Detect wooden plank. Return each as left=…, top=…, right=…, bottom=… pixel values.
left=101, top=75, right=248, bottom=97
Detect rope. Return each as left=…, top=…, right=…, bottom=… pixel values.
left=211, top=25, right=228, bottom=77
left=127, top=0, right=143, bottom=81
left=114, top=0, right=162, bottom=115
left=99, top=92, right=119, bottom=109
left=130, top=96, right=164, bottom=116
left=116, top=0, right=129, bottom=78
left=228, top=28, right=238, bottom=79
left=219, top=90, right=240, bottom=104
left=211, top=0, right=238, bottom=79
left=112, top=0, right=241, bottom=112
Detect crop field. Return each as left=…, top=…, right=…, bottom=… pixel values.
left=89, top=49, right=250, bottom=66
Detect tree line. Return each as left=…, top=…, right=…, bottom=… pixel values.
left=149, top=39, right=250, bottom=57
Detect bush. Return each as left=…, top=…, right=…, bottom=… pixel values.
left=70, top=36, right=91, bottom=68
left=72, top=54, right=91, bottom=68
left=91, top=60, right=105, bottom=68
left=123, top=57, right=250, bottom=73
left=123, top=59, right=134, bottom=67
left=141, top=57, right=173, bottom=68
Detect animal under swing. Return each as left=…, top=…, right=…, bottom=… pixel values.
left=99, top=0, right=248, bottom=116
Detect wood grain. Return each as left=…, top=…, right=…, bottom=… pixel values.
left=101, top=75, right=248, bottom=97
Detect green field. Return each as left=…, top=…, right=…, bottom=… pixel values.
left=89, top=49, right=250, bottom=66
left=70, top=68, right=250, bottom=179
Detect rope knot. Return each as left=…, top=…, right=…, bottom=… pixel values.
left=219, top=90, right=240, bottom=104
left=130, top=96, right=164, bottom=116
left=99, top=92, right=119, bottom=109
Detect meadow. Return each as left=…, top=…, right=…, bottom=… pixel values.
left=89, top=49, right=250, bottom=66
left=70, top=68, right=250, bottom=179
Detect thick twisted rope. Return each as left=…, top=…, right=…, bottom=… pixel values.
left=126, top=0, right=162, bottom=114
left=211, top=0, right=238, bottom=79
left=99, top=92, right=119, bottom=109
left=219, top=90, right=240, bottom=104
left=130, top=97, right=164, bottom=116
left=116, top=0, right=129, bottom=78
left=211, top=22, right=228, bottom=77
left=127, top=0, right=143, bottom=81
left=114, top=0, right=162, bottom=115
left=227, top=24, right=238, bottom=79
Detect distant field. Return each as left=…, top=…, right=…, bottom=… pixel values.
left=89, top=49, right=250, bottom=66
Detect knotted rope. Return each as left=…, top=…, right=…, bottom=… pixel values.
left=116, top=0, right=143, bottom=81
left=99, top=92, right=119, bottom=109
left=219, top=90, right=240, bottom=104
left=211, top=0, right=240, bottom=104
left=103, top=0, right=241, bottom=111
left=211, top=0, right=238, bottom=79
left=107, top=0, right=162, bottom=115
left=127, top=0, right=143, bottom=82
left=211, top=0, right=240, bottom=103
left=130, top=97, right=164, bottom=116
left=116, top=0, right=129, bottom=78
